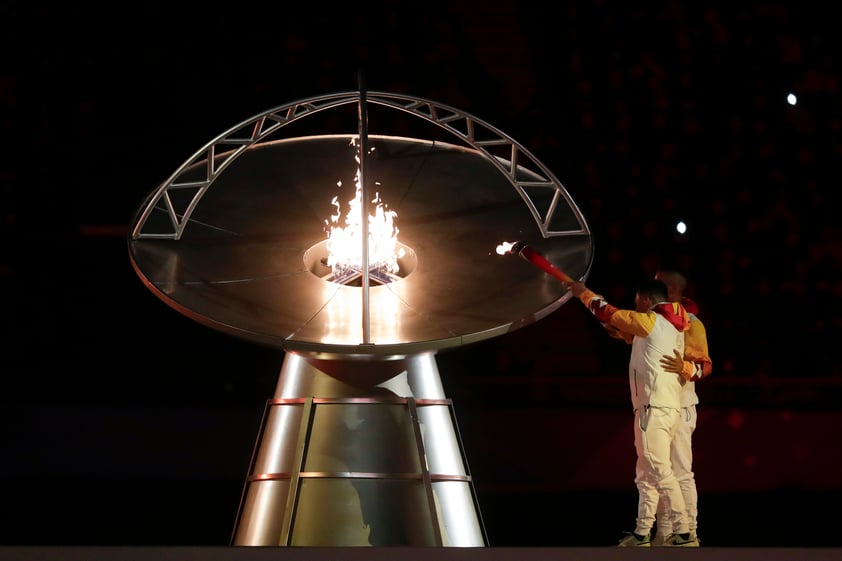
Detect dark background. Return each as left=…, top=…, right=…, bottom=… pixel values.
left=2, top=0, right=841, bottom=549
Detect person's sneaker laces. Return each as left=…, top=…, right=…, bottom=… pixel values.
left=664, top=532, right=700, bottom=547
left=617, top=531, right=651, bottom=547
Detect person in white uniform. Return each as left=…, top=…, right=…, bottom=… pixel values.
left=653, top=269, right=712, bottom=547
left=564, top=277, right=697, bottom=547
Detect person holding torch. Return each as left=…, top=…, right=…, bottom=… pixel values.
left=563, top=276, right=698, bottom=547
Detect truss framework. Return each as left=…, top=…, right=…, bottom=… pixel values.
left=131, top=91, right=591, bottom=242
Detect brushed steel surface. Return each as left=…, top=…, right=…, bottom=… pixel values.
left=233, top=353, right=486, bottom=546
left=129, top=134, right=593, bottom=355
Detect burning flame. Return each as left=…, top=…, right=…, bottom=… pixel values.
left=324, top=140, right=405, bottom=279
left=496, top=241, right=516, bottom=255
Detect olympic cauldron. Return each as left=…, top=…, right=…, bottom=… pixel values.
left=128, top=91, right=594, bottom=547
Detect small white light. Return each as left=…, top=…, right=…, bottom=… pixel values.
left=787, top=92, right=797, bottom=106
left=676, top=221, right=687, bottom=234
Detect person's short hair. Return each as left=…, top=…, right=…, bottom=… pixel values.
left=636, top=279, right=669, bottom=302
left=655, top=268, right=688, bottom=294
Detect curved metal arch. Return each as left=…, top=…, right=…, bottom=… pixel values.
left=364, top=92, right=590, bottom=240
left=130, top=91, right=591, bottom=241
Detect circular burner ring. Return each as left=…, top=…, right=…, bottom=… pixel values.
left=303, top=239, right=418, bottom=286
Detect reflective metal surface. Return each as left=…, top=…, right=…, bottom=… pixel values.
left=129, top=133, right=593, bottom=356
left=232, top=352, right=485, bottom=546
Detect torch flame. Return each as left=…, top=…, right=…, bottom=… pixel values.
left=496, top=241, right=516, bottom=255
left=324, top=141, right=405, bottom=279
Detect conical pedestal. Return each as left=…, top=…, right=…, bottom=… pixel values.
left=231, top=351, right=486, bottom=546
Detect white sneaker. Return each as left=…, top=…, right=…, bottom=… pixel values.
left=664, top=532, right=700, bottom=547
left=617, top=531, right=651, bottom=547
left=655, top=530, right=699, bottom=546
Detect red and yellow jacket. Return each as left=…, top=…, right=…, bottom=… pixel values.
left=582, top=290, right=712, bottom=384
left=576, top=287, right=690, bottom=410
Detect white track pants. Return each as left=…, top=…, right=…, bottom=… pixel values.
left=656, top=405, right=698, bottom=538
left=633, top=406, right=689, bottom=537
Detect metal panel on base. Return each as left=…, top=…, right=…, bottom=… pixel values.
left=232, top=352, right=485, bottom=546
